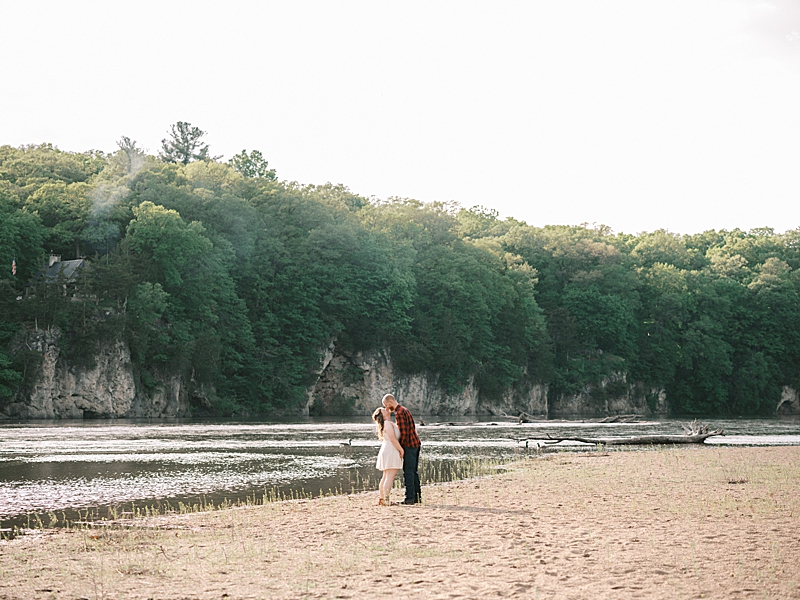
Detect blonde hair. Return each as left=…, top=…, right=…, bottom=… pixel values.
left=372, top=407, right=385, bottom=440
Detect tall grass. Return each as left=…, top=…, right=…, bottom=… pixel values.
left=419, top=455, right=507, bottom=486
left=2, top=454, right=512, bottom=539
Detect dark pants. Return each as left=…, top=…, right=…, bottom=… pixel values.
left=402, top=446, right=421, bottom=504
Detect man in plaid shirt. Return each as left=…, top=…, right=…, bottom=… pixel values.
left=382, top=393, right=421, bottom=505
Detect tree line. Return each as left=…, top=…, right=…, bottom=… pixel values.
left=1, top=126, right=799, bottom=415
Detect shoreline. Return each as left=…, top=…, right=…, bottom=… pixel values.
left=1, top=445, right=799, bottom=599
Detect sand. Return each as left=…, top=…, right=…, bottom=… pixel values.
left=1, top=445, right=799, bottom=599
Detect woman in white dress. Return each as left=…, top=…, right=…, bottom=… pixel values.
left=372, top=406, right=405, bottom=506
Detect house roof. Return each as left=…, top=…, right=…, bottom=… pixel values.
left=43, top=259, right=86, bottom=282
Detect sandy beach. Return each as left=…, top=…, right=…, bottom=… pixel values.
left=1, top=445, right=798, bottom=599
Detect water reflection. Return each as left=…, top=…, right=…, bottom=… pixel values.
left=1, top=416, right=797, bottom=526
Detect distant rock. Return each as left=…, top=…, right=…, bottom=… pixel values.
left=2, top=327, right=189, bottom=419
left=304, top=341, right=666, bottom=418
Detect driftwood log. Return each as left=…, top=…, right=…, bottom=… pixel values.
left=597, top=414, right=645, bottom=423
left=529, top=421, right=724, bottom=446
left=498, top=411, right=540, bottom=424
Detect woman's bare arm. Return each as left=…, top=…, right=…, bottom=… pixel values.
left=386, top=422, right=404, bottom=456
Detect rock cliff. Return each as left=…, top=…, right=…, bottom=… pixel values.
left=305, top=344, right=666, bottom=418
left=1, top=328, right=189, bottom=419
left=5, top=333, right=792, bottom=419
left=777, top=386, right=800, bottom=415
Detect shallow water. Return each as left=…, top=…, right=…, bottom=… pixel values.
left=1, top=416, right=797, bottom=527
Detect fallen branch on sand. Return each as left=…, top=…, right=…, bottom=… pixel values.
left=528, top=421, right=724, bottom=446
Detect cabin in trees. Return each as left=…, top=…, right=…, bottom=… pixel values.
left=40, top=254, right=86, bottom=283
left=26, top=254, right=88, bottom=297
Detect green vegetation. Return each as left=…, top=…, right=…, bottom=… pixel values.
left=1, top=125, right=799, bottom=415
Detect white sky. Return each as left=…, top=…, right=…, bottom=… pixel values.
left=1, top=0, right=799, bottom=235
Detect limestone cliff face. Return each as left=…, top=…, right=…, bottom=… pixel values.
left=777, top=386, right=800, bottom=415
left=6, top=333, right=793, bottom=419
left=547, top=374, right=667, bottom=418
left=305, top=344, right=493, bottom=416
left=1, top=328, right=189, bottom=419
left=304, top=344, right=664, bottom=418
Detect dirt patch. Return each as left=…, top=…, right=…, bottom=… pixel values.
left=1, top=446, right=799, bottom=599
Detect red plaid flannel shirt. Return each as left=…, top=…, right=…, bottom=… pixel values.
left=394, top=404, right=421, bottom=448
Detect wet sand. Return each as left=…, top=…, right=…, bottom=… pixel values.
left=1, top=445, right=798, bottom=599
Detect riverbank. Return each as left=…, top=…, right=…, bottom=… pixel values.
left=1, top=446, right=798, bottom=599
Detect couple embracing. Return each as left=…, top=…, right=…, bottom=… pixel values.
left=371, top=394, right=421, bottom=506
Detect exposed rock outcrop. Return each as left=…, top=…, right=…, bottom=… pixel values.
left=306, top=346, right=489, bottom=416
left=5, top=332, right=791, bottom=419
left=547, top=374, right=667, bottom=418
left=777, top=386, right=799, bottom=415
left=304, top=344, right=664, bottom=418
left=1, top=328, right=189, bottom=419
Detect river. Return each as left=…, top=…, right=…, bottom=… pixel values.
left=1, top=416, right=798, bottom=528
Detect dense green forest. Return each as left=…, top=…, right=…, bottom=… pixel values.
left=1, top=126, right=799, bottom=415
